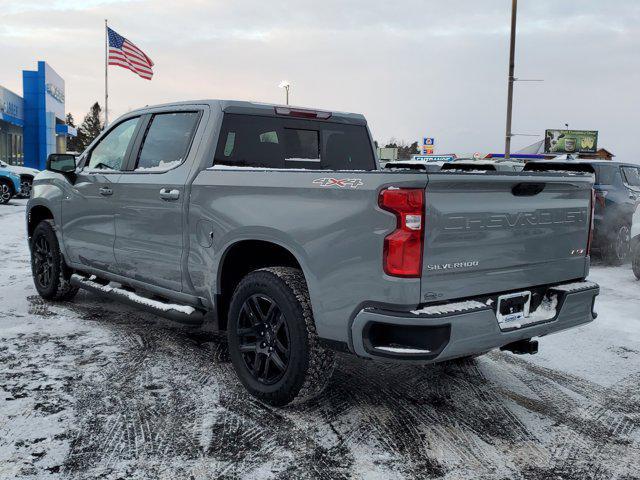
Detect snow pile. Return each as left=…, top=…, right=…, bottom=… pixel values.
left=411, top=300, right=487, bottom=316
left=375, top=346, right=431, bottom=354
left=209, top=164, right=305, bottom=171
left=135, top=159, right=183, bottom=172
left=207, top=164, right=367, bottom=172
left=86, top=167, right=119, bottom=173
left=284, top=157, right=321, bottom=163
left=72, top=275, right=196, bottom=315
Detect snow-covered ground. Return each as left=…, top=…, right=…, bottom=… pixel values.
left=1, top=199, right=638, bottom=479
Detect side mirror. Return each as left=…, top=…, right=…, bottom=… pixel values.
left=47, top=154, right=76, bottom=174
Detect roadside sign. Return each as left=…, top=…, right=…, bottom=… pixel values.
left=544, top=129, right=598, bottom=154
left=422, top=146, right=434, bottom=155
left=423, top=137, right=435, bottom=146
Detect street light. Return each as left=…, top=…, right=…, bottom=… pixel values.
left=279, top=80, right=291, bottom=105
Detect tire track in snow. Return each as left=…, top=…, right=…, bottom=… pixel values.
left=500, top=353, right=640, bottom=479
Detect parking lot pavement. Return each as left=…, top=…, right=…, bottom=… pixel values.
left=1, top=199, right=639, bottom=480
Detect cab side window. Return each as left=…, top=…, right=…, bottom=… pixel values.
left=134, top=112, right=200, bottom=171
left=87, top=117, right=139, bottom=171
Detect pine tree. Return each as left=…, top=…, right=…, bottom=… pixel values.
left=65, top=113, right=83, bottom=152
left=384, top=139, right=420, bottom=159
left=78, top=102, right=104, bottom=150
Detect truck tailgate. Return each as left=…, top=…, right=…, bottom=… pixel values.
left=421, top=173, right=593, bottom=302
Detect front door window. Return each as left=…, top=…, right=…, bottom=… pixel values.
left=87, top=117, right=139, bottom=171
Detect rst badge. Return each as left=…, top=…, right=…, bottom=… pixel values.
left=313, top=178, right=363, bottom=188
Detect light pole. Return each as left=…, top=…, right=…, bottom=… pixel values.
left=279, top=80, right=291, bottom=105
left=504, top=0, right=517, bottom=160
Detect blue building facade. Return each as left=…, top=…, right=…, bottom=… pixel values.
left=0, top=61, right=76, bottom=169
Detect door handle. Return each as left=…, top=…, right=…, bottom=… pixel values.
left=159, top=188, right=180, bottom=201
left=99, top=187, right=113, bottom=196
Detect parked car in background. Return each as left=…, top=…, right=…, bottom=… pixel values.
left=588, top=161, right=639, bottom=265
left=527, top=160, right=640, bottom=265
left=0, top=160, right=40, bottom=198
left=0, top=168, right=21, bottom=204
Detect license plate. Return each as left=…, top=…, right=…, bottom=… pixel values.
left=496, top=291, right=531, bottom=328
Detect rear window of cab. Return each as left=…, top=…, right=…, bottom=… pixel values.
left=214, top=114, right=375, bottom=171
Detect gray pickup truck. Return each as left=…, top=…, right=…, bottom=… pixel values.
left=27, top=100, right=599, bottom=406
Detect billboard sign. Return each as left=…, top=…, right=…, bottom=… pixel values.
left=544, top=129, right=598, bottom=154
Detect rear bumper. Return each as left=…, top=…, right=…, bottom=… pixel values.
left=350, top=280, right=599, bottom=362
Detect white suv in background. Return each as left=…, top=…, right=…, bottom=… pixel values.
left=0, top=160, right=40, bottom=198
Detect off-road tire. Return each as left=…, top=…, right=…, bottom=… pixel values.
left=30, top=220, right=79, bottom=301
left=633, top=243, right=640, bottom=280
left=0, top=179, right=13, bottom=205
left=227, top=267, right=336, bottom=406
left=602, top=224, right=631, bottom=266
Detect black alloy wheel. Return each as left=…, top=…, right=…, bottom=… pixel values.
left=227, top=267, right=336, bottom=406
left=33, top=234, right=54, bottom=289
left=237, top=294, right=290, bottom=385
left=30, top=220, right=79, bottom=301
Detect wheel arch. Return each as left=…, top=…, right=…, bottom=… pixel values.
left=27, top=204, right=55, bottom=239
left=215, top=239, right=308, bottom=330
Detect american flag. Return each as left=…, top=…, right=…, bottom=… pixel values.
left=107, top=27, right=154, bottom=80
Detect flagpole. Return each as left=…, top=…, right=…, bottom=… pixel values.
left=104, top=19, right=109, bottom=128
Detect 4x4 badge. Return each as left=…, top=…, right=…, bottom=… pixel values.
left=313, top=178, right=363, bottom=188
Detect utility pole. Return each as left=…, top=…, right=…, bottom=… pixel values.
left=504, top=0, right=517, bottom=159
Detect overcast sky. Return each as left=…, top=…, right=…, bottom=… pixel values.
left=1, top=0, right=639, bottom=158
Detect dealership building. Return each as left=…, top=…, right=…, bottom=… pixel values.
left=0, top=61, right=76, bottom=169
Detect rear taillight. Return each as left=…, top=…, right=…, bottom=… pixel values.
left=587, top=188, right=595, bottom=255
left=379, top=188, right=425, bottom=277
